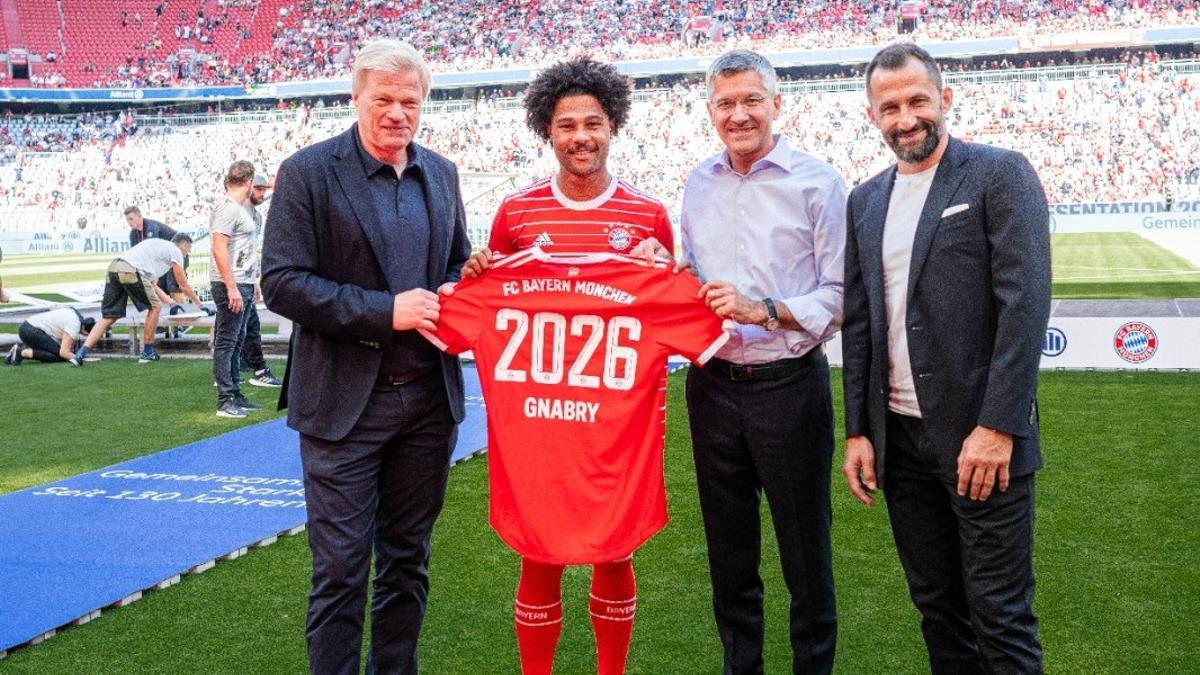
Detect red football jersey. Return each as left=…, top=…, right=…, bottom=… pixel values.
left=423, top=249, right=728, bottom=563
left=488, top=176, right=675, bottom=255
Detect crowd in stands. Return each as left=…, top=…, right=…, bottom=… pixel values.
left=0, top=55, right=1197, bottom=237
left=12, top=0, right=1200, bottom=89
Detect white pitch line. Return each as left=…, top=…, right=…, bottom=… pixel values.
left=1056, top=271, right=1200, bottom=280
left=1055, top=265, right=1200, bottom=273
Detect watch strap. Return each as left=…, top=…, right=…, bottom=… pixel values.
left=763, top=297, right=779, bottom=326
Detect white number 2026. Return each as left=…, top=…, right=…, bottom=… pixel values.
left=493, top=309, right=640, bottom=391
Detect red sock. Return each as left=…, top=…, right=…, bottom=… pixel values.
left=515, top=558, right=565, bottom=675
left=590, top=557, right=637, bottom=675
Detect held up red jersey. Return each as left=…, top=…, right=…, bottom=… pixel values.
left=488, top=176, right=675, bottom=255
left=423, top=249, right=728, bottom=563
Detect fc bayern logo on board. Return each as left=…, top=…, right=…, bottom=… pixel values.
left=607, top=225, right=632, bottom=251
left=1113, top=321, right=1158, bottom=363
left=1042, top=327, right=1067, bottom=357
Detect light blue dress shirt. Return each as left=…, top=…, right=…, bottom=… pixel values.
left=681, top=135, right=847, bottom=365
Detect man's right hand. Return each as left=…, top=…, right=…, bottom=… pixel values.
left=460, top=248, right=494, bottom=279
left=629, top=237, right=670, bottom=267
left=225, top=285, right=244, bottom=313
left=393, top=288, right=440, bottom=331
left=843, top=435, right=878, bottom=506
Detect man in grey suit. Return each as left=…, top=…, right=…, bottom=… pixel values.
left=842, top=43, right=1050, bottom=674
left=261, top=39, right=470, bottom=674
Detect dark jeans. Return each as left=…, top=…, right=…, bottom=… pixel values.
left=238, top=303, right=266, bottom=372
left=211, top=282, right=254, bottom=405
left=301, top=373, right=457, bottom=675
left=18, top=322, right=65, bottom=363
left=686, top=354, right=837, bottom=675
left=885, top=412, right=1042, bottom=675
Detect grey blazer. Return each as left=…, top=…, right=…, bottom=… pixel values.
left=842, top=136, right=1051, bottom=486
left=261, top=125, right=470, bottom=441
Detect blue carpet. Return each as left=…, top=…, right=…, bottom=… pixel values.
left=0, top=366, right=487, bottom=652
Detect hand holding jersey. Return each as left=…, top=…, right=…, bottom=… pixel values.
left=459, top=56, right=702, bottom=675
left=425, top=250, right=727, bottom=561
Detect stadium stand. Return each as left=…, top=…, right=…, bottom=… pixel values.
left=2, top=0, right=1198, bottom=87
left=2, top=56, right=1198, bottom=241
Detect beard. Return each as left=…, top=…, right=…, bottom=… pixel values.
left=887, top=118, right=943, bottom=165
left=560, top=143, right=605, bottom=176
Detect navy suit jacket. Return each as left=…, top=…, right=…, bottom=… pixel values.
left=261, top=125, right=470, bottom=442
left=842, top=137, right=1051, bottom=486
left=129, top=218, right=177, bottom=247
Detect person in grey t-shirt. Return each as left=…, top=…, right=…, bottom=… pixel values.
left=210, top=159, right=262, bottom=418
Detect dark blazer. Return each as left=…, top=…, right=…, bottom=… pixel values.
left=261, top=125, right=471, bottom=442
left=842, top=137, right=1051, bottom=486
left=129, top=218, right=177, bottom=247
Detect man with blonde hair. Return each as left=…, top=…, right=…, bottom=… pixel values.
left=261, top=39, right=470, bottom=674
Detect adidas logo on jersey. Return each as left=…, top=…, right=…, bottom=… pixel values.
left=533, top=231, right=554, bottom=248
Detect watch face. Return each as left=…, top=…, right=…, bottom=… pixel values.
left=765, top=319, right=780, bottom=331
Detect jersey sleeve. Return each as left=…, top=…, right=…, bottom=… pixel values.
left=650, top=204, right=675, bottom=255
left=420, top=277, right=487, bottom=355
left=487, top=202, right=516, bottom=255
left=649, top=269, right=729, bottom=365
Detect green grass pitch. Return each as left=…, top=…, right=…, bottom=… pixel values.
left=1051, top=232, right=1200, bottom=298
left=0, top=360, right=1195, bottom=673
left=4, top=233, right=1200, bottom=300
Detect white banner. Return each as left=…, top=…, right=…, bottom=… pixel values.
left=1, top=229, right=208, bottom=256
left=0, top=229, right=133, bottom=255
left=1049, top=200, right=1200, bottom=234
left=1036, top=317, right=1197, bottom=369
left=825, top=317, right=1199, bottom=371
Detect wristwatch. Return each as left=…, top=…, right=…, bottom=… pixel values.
left=762, top=298, right=780, bottom=331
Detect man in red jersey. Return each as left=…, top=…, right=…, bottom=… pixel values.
left=454, top=58, right=679, bottom=675
left=465, top=58, right=674, bottom=268
left=431, top=249, right=727, bottom=675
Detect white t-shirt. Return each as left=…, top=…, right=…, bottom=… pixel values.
left=882, top=164, right=938, bottom=418
left=209, top=196, right=259, bottom=284
left=121, top=238, right=184, bottom=280
left=27, top=308, right=83, bottom=344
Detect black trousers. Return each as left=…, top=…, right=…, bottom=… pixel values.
left=300, top=373, right=457, bottom=675
left=211, top=282, right=253, bottom=405
left=885, top=412, right=1042, bottom=675
left=18, top=322, right=65, bottom=363
left=238, top=303, right=267, bottom=372
left=686, top=354, right=837, bottom=675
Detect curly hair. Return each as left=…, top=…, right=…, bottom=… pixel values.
left=523, top=58, right=631, bottom=141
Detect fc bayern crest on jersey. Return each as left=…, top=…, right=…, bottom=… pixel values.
left=607, top=225, right=632, bottom=251
left=1113, top=321, right=1158, bottom=363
